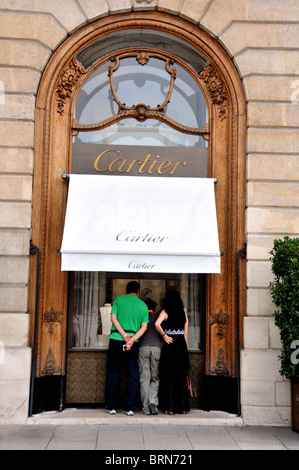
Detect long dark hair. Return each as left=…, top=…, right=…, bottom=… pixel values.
left=163, top=290, right=186, bottom=329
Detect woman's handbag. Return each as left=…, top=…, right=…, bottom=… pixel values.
left=186, top=369, right=197, bottom=398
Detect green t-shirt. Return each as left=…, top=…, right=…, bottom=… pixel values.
left=110, top=294, right=149, bottom=341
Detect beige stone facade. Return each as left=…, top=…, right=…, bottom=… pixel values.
left=0, top=0, right=298, bottom=425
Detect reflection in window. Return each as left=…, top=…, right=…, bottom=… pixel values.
left=74, top=125, right=207, bottom=148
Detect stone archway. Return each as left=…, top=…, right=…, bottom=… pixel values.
left=29, top=11, right=246, bottom=413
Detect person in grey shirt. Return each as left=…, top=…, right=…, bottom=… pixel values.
left=138, top=298, right=161, bottom=415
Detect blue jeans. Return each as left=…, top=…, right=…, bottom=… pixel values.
left=105, top=339, right=140, bottom=411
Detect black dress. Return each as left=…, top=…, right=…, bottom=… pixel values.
left=158, top=314, right=190, bottom=414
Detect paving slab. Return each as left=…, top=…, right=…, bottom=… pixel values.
left=270, top=427, right=299, bottom=450
left=97, top=424, right=145, bottom=450
left=226, top=425, right=288, bottom=450
left=184, top=425, right=241, bottom=450
left=26, top=408, right=243, bottom=426
left=142, top=424, right=193, bottom=450
left=0, top=425, right=55, bottom=450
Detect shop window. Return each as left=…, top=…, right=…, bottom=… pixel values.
left=68, top=273, right=205, bottom=352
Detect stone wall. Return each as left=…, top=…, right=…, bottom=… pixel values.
left=0, top=0, right=298, bottom=424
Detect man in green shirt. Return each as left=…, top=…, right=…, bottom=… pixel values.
left=105, top=281, right=149, bottom=416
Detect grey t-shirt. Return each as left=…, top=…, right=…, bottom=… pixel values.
left=140, top=311, right=161, bottom=348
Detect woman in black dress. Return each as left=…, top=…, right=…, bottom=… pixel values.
left=155, top=290, right=190, bottom=414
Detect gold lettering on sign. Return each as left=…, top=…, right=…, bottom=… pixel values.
left=93, top=148, right=186, bottom=176
left=94, top=148, right=120, bottom=172
left=138, top=154, right=151, bottom=174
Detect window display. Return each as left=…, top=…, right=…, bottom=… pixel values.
left=68, top=273, right=204, bottom=352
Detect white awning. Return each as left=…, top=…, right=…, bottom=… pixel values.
left=60, top=175, right=221, bottom=273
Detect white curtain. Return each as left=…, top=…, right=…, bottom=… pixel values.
left=71, top=272, right=99, bottom=347
left=181, top=274, right=201, bottom=351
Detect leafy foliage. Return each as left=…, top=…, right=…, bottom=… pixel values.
left=269, top=237, right=299, bottom=384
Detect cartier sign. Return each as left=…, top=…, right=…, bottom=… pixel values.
left=72, top=143, right=208, bottom=178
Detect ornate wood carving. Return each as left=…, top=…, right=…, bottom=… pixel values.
left=136, top=0, right=154, bottom=4
left=56, top=59, right=85, bottom=115
left=42, top=347, right=61, bottom=376
left=210, top=348, right=229, bottom=376
left=72, top=50, right=210, bottom=137
left=108, top=51, right=176, bottom=119
left=44, top=307, right=63, bottom=335
left=136, top=51, right=150, bottom=65
left=199, top=64, right=227, bottom=121
left=210, top=310, right=229, bottom=339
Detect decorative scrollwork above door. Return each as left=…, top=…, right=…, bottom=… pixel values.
left=72, top=49, right=210, bottom=139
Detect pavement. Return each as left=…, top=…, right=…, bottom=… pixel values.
left=0, top=409, right=299, bottom=451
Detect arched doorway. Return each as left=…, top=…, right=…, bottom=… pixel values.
left=29, top=12, right=246, bottom=415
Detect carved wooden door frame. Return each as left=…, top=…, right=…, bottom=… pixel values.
left=29, top=11, right=246, bottom=412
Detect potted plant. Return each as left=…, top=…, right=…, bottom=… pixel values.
left=269, top=236, right=299, bottom=432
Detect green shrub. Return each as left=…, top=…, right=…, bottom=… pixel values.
left=269, top=236, right=299, bottom=384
